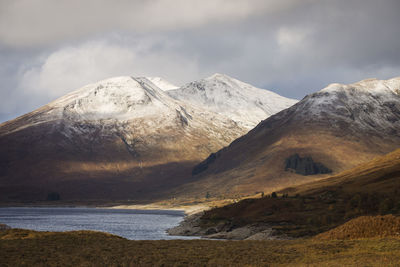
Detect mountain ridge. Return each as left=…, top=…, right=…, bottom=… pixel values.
left=167, top=73, right=298, bottom=129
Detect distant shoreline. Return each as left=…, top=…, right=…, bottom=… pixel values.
left=0, top=202, right=210, bottom=216
left=106, top=203, right=210, bottom=215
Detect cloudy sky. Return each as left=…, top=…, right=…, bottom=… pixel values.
left=0, top=0, right=399, bottom=122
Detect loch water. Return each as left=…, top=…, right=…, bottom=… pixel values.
left=0, top=207, right=196, bottom=240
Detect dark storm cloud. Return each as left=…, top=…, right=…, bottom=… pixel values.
left=0, top=0, right=399, bottom=122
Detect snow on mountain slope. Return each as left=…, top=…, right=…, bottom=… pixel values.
left=0, top=76, right=240, bottom=136
left=276, top=77, right=400, bottom=135
left=167, top=73, right=298, bottom=129
left=0, top=76, right=251, bottom=163
left=0, top=77, right=168, bottom=135
left=60, top=76, right=179, bottom=121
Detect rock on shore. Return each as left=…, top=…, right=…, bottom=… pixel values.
left=167, top=212, right=286, bottom=240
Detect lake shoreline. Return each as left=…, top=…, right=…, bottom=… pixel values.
left=0, top=206, right=195, bottom=240
left=0, top=202, right=213, bottom=239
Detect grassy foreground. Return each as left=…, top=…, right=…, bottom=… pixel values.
left=1, top=229, right=400, bottom=266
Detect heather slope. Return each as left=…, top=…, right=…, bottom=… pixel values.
left=2, top=228, right=400, bottom=266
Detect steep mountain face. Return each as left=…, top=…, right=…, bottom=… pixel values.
left=167, top=74, right=298, bottom=129
left=0, top=76, right=247, bottom=203
left=172, top=77, right=400, bottom=199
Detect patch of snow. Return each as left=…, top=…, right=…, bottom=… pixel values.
left=51, top=76, right=175, bottom=121
left=1, top=75, right=248, bottom=143
left=167, top=73, right=298, bottom=129
left=289, top=77, right=400, bottom=134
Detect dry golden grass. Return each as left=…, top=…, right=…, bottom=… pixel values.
left=2, top=229, right=400, bottom=266
left=316, top=215, right=400, bottom=240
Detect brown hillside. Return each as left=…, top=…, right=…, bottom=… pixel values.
left=315, top=215, right=400, bottom=240
left=284, top=146, right=400, bottom=196
left=193, top=147, right=400, bottom=238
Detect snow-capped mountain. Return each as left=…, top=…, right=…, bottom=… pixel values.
left=1, top=76, right=244, bottom=138
left=0, top=73, right=299, bottom=203
left=172, top=77, right=400, bottom=200
left=167, top=73, right=298, bottom=129
left=0, top=75, right=251, bottom=202
left=285, top=77, right=400, bottom=134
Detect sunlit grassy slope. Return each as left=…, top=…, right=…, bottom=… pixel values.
left=316, top=214, right=400, bottom=240
left=1, top=229, right=400, bottom=266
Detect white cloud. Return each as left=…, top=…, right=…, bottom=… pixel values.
left=13, top=40, right=201, bottom=114
left=19, top=42, right=136, bottom=98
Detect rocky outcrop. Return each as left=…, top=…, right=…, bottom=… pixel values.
left=167, top=212, right=206, bottom=236
left=285, top=154, right=332, bottom=175
left=167, top=212, right=284, bottom=240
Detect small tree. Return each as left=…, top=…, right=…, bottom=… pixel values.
left=205, top=192, right=211, bottom=199
left=271, top=192, right=277, bottom=198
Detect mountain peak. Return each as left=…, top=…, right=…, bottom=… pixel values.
left=268, top=76, right=400, bottom=137
left=320, top=77, right=400, bottom=95
left=204, top=73, right=245, bottom=86
left=167, top=74, right=298, bottom=129
left=207, top=73, right=230, bottom=80
left=24, top=75, right=182, bottom=125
